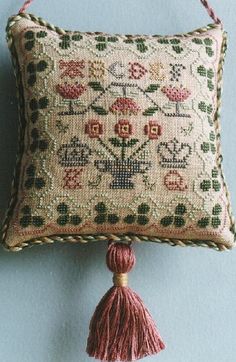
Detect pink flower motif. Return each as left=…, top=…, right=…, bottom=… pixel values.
left=161, top=85, right=191, bottom=102
left=56, top=82, right=86, bottom=100
left=110, top=97, right=141, bottom=115
left=85, top=120, right=103, bottom=138
left=115, top=120, right=133, bottom=139
left=144, top=121, right=162, bottom=140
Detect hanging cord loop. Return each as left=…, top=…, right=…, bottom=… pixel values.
left=19, top=0, right=222, bottom=25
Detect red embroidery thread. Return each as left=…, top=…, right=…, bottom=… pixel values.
left=63, top=168, right=83, bottom=189
left=164, top=170, right=188, bottom=191
left=129, top=62, right=148, bottom=80
left=59, top=60, right=85, bottom=79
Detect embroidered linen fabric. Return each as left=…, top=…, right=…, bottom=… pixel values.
left=2, top=13, right=235, bottom=251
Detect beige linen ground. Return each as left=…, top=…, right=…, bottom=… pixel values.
left=2, top=13, right=235, bottom=251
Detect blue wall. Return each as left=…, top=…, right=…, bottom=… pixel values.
left=0, top=1, right=235, bottom=361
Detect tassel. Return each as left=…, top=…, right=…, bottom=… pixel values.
left=87, top=242, right=165, bottom=362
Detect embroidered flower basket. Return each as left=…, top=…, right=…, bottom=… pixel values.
left=1, top=0, right=235, bottom=361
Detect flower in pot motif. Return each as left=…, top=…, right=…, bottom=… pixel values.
left=162, top=85, right=191, bottom=118
left=85, top=119, right=162, bottom=189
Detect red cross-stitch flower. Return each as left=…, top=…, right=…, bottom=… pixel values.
left=110, top=97, right=141, bottom=116
left=161, top=85, right=191, bottom=102
left=85, top=120, right=103, bottom=138
left=144, top=121, right=162, bottom=140
left=56, top=82, right=86, bottom=100
left=115, top=120, right=133, bottom=139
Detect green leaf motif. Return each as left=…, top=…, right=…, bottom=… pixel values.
left=95, top=202, right=107, bottom=213
left=170, top=38, right=180, bottom=44
left=198, top=101, right=207, bottom=113
left=143, top=107, right=159, bottom=116
left=96, top=43, right=107, bottom=51
left=124, top=38, right=134, bottom=44
left=212, top=204, right=222, bottom=216
left=107, top=36, right=118, bottom=43
left=72, top=34, right=83, bottom=41
left=200, top=180, right=211, bottom=192
left=207, top=69, right=214, bottom=79
left=197, top=65, right=207, bottom=77
left=109, top=138, right=122, bottom=147
left=137, top=43, right=148, bottom=53
left=107, top=214, right=119, bottom=224
left=137, top=215, right=149, bottom=225
left=172, top=46, right=183, bottom=54
left=89, top=82, right=104, bottom=92
left=207, top=80, right=214, bottom=91
left=198, top=218, right=210, bottom=228
left=25, top=41, right=35, bottom=50
left=192, top=38, right=203, bottom=45
left=158, top=38, right=169, bottom=44
left=161, top=216, right=174, bottom=227
left=124, top=215, right=136, bottom=224
left=138, top=203, right=150, bottom=214
left=145, top=84, right=160, bottom=93
left=125, top=139, right=139, bottom=147
left=174, top=216, right=185, bottom=228
left=91, top=105, right=108, bottom=115
left=95, top=36, right=106, bottom=42
left=206, top=47, right=214, bottom=57
left=204, top=38, right=213, bottom=46
left=175, top=204, right=187, bottom=215
left=212, top=217, right=221, bottom=228
left=36, top=31, right=47, bottom=38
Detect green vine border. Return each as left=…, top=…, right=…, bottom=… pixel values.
left=1, top=13, right=235, bottom=252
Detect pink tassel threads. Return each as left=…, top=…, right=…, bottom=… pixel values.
left=86, top=242, right=165, bottom=362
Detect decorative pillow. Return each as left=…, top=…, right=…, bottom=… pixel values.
left=2, top=1, right=235, bottom=253
left=2, top=1, right=236, bottom=362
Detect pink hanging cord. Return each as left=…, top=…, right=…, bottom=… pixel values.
left=200, top=0, right=222, bottom=24
left=18, top=0, right=222, bottom=23
left=19, top=0, right=34, bottom=14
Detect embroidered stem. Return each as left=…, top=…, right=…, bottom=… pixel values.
left=121, top=139, right=126, bottom=160
left=97, top=137, right=119, bottom=161
left=129, top=139, right=150, bottom=160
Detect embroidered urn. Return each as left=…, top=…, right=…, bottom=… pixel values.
left=87, top=119, right=162, bottom=189
left=95, top=159, right=151, bottom=189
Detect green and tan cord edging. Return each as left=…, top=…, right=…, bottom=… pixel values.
left=214, top=31, right=236, bottom=241
left=2, top=234, right=233, bottom=253
left=1, top=13, right=235, bottom=252
left=6, top=12, right=223, bottom=44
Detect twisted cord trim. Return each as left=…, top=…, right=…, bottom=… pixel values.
left=2, top=234, right=234, bottom=252
left=7, top=12, right=221, bottom=43
left=18, top=0, right=222, bottom=25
